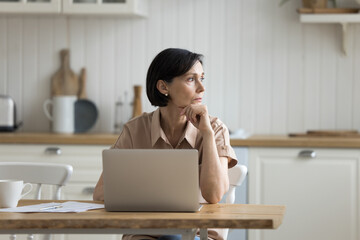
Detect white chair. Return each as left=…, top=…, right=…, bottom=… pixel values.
left=200, top=164, right=248, bottom=240
left=0, top=162, right=73, bottom=240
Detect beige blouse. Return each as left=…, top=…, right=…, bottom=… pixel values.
left=112, top=108, right=238, bottom=240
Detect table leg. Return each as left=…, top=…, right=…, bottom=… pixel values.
left=199, top=228, right=208, bottom=240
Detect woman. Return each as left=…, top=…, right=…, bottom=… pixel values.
left=93, top=48, right=237, bottom=240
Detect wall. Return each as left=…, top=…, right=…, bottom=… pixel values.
left=1, top=0, right=360, bottom=134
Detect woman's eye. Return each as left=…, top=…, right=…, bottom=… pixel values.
left=200, top=77, right=205, bottom=82
left=187, top=78, right=194, bottom=82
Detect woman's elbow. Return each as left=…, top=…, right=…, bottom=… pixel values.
left=93, top=175, right=104, bottom=201
left=202, top=192, right=222, bottom=204
left=93, top=187, right=104, bottom=201
left=207, top=195, right=222, bottom=204
left=202, top=183, right=229, bottom=204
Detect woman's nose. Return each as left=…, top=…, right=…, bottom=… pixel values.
left=196, top=80, right=205, bottom=92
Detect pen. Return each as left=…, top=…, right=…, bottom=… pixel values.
left=40, top=205, right=63, bottom=211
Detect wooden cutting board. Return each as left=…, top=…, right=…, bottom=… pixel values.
left=78, top=68, right=87, bottom=99
left=51, top=49, right=79, bottom=96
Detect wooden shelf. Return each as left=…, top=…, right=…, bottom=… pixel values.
left=299, top=12, right=360, bottom=55
left=300, top=13, right=360, bottom=23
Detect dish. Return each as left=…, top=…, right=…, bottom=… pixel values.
left=74, top=99, right=98, bottom=133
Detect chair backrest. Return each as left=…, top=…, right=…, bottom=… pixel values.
left=0, top=162, right=73, bottom=200
left=224, top=164, right=247, bottom=240
left=225, top=164, right=248, bottom=204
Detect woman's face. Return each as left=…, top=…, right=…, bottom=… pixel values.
left=167, top=61, right=205, bottom=108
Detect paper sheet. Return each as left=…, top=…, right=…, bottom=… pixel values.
left=0, top=201, right=104, bottom=213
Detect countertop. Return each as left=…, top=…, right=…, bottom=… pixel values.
left=1, top=132, right=360, bottom=148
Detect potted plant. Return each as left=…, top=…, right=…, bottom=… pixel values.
left=279, top=0, right=336, bottom=8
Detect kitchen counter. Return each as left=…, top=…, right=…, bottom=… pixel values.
left=231, top=135, right=360, bottom=148
left=1, top=132, right=360, bottom=148
left=0, top=132, right=119, bottom=145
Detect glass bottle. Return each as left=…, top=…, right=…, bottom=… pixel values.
left=114, top=96, right=124, bottom=134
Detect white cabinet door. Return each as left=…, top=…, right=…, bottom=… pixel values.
left=62, top=0, right=147, bottom=16
left=0, top=144, right=108, bottom=199
left=248, top=147, right=360, bottom=240
left=0, top=144, right=114, bottom=240
left=0, top=0, right=61, bottom=13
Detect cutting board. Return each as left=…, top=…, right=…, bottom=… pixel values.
left=78, top=68, right=87, bottom=99
left=51, top=49, right=79, bottom=96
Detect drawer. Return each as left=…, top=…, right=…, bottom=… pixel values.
left=0, top=144, right=109, bottom=183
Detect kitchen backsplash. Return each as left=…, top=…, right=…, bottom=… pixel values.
left=1, top=0, right=360, bottom=134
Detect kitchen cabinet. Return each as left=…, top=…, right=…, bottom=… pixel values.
left=62, top=0, right=147, bottom=16
left=0, top=0, right=147, bottom=16
left=248, top=147, right=360, bottom=240
left=0, top=144, right=120, bottom=240
left=0, top=0, right=61, bottom=14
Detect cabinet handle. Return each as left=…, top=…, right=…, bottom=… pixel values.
left=44, top=147, right=62, bottom=155
left=298, top=150, right=316, bottom=158
left=82, top=187, right=95, bottom=195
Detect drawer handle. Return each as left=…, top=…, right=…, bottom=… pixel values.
left=82, top=187, right=95, bottom=195
left=298, top=150, right=316, bottom=158
left=44, top=147, right=62, bottom=155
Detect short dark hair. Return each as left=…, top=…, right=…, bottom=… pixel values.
left=146, top=48, right=203, bottom=107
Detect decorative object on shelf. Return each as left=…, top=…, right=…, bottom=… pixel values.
left=132, top=85, right=142, bottom=118
left=78, top=68, right=87, bottom=99
left=74, top=99, right=98, bottom=133
left=43, top=95, right=77, bottom=134
left=114, top=96, right=124, bottom=134
left=279, top=0, right=336, bottom=8
left=51, top=49, right=79, bottom=97
left=297, top=8, right=360, bottom=13
left=114, top=91, right=132, bottom=133
left=0, top=95, right=22, bottom=132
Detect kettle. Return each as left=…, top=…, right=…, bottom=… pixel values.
left=0, top=95, right=22, bottom=132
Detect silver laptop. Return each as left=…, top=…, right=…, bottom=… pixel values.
left=102, top=149, right=200, bottom=212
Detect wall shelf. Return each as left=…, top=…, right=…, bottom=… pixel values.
left=300, top=13, right=360, bottom=55
left=0, top=0, right=147, bottom=17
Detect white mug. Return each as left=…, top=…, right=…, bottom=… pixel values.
left=43, top=96, right=77, bottom=133
left=0, top=180, right=33, bottom=208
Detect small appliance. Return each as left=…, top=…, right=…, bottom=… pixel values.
left=0, top=95, right=22, bottom=132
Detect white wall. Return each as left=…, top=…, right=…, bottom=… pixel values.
left=1, top=0, right=360, bottom=134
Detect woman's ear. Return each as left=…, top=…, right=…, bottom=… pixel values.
left=156, top=80, right=169, bottom=95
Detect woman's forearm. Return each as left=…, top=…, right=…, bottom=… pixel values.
left=93, top=173, right=104, bottom=201
left=200, top=131, right=229, bottom=203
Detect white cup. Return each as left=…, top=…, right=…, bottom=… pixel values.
left=0, top=180, right=33, bottom=208
left=43, top=96, right=77, bottom=133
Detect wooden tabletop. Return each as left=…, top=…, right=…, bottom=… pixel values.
left=0, top=200, right=285, bottom=230
left=1, top=132, right=360, bottom=148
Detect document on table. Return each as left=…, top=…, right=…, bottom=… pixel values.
left=0, top=201, right=104, bottom=213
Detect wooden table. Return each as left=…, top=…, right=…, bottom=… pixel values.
left=0, top=200, right=286, bottom=240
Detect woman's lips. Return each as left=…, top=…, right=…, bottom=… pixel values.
left=193, top=98, right=202, bottom=102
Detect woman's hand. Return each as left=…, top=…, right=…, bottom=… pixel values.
left=180, top=104, right=213, bottom=135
